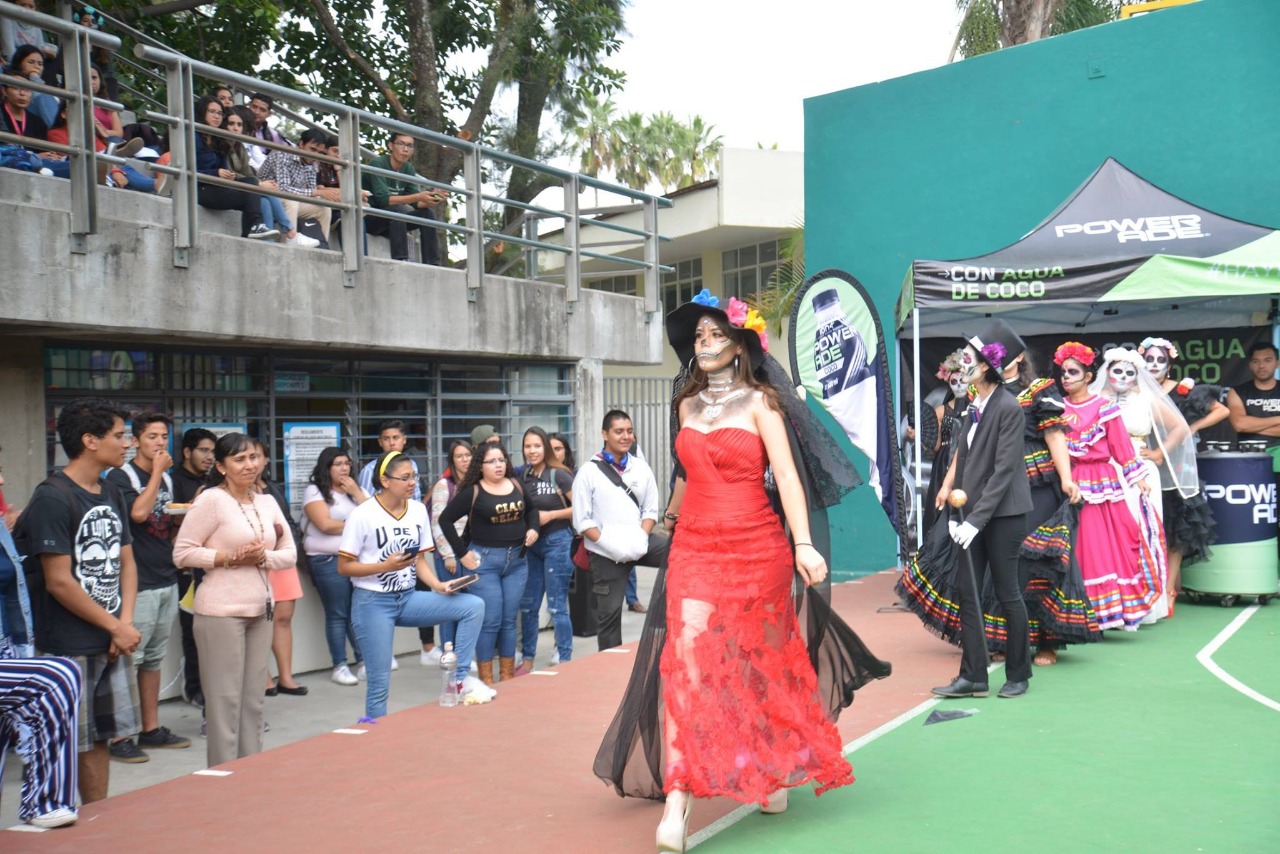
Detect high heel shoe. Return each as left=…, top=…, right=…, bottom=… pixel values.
left=656, top=790, right=693, bottom=853
left=761, top=788, right=789, bottom=814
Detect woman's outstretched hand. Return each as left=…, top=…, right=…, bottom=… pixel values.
left=795, top=543, right=827, bottom=586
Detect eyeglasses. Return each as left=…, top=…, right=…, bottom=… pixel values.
left=482, top=459, right=505, bottom=465
left=392, top=141, right=415, bottom=149
left=383, top=473, right=416, bottom=483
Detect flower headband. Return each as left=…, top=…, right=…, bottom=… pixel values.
left=1053, top=341, right=1095, bottom=367
left=691, top=288, right=769, bottom=353
left=936, top=348, right=965, bottom=381
left=1102, top=347, right=1144, bottom=368
left=1138, top=336, right=1179, bottom=360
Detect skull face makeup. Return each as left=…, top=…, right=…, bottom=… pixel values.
left=1059, top=360, right=1088, bottom=394
left=1108, top=361, right=1139, bottom=394
left=1144, top=346, right=1170, bottom=381
left=960, top=345, right=982, bottom=384
left=948, top=371, right=967, bottom=399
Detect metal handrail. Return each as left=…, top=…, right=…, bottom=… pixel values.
left=2, top=0, right=668, bottom=312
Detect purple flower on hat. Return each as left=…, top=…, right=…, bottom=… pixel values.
left=691, top=288, right=718, bottom=308
left=981, top=342, right=1006, bottom=370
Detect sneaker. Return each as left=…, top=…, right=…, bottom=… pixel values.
left=247, top=224, right=280, bottom=240
left=26, top=807, right=78, bottom=829
left=138, top=726, right=192, bottom=749
left=262, top=719, right=270, bottom=733
left=355, top=664, right=367, bottom=681
left=390, top=657, right=399, bottom=672
left=549, top=651, right=560, bottom=666
left=460, top=675, right=496, bottom=703
left=183, top=688, right=205, bottom=708
left=421, top=647, right=443, bottom=666
left=109, top=738, right=149, bottom=763
left=331, top=664, right=359, bottom=686
left=107, top=137, right=145, bottom=159
left=286, top=232, right=321, bottom=248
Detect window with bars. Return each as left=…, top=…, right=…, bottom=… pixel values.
left=722, top=239, right=780, bottom=301
left=587, top=274, right=639, bottom=295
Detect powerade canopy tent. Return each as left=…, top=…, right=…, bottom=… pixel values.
left=896, top=158, right=1280, bottom=338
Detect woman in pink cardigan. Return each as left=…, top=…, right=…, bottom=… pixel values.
left=173, top=434, right=296, bottom=767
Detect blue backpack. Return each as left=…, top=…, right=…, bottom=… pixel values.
left=0, top=144, right=45, bottom=173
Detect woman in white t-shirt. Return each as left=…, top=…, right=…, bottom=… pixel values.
left=339, top=451, right=490, bottom=718
left=303, top=448, right=370, bottom=687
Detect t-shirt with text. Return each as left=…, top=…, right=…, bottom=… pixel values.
left=25, top=473, right=134, bottom=655
left=521, top=466, right=574, bottom=535
left=338, top=496, right=430, bottom=593
left=1233, top=380, right=1280, bottom=448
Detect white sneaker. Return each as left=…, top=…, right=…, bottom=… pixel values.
left=470, top=660, right=478, bottom=673
left=390, top=657, right=400, bottom=671
left=355, top=664, right=367, bottom=681
left=331, top=664, right=358, bottom=686
left=460, top=675, right=496, bottom=703
left=26, top=807, right=78, bottom=829
left=286, top=232, right=321, bottom=248
left=549, top=651, right=560, bottom=666
left=248, top=224, right=280, bottom=240
left=421, top=648, right=443, bottom=666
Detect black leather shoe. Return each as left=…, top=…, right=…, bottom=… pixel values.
left=931, top=676, right=989, bottom=698
left=998, top=680, right=1028, bottom=698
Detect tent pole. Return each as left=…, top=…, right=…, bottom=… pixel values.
left=913, top=309, right=923, bottom=552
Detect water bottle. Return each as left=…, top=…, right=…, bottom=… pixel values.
left=812, top=287, right=869, bottom=399
left=439, top=642, right=459, bottom=707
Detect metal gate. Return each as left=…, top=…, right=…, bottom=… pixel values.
left=603, top=375, right=673, bottom=503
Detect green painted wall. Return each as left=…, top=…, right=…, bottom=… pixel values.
left=805, top=0, right=1280, bottom=577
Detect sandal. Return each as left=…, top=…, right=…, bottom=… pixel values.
left=990, top=651, right=1006, bottom=663
left=1033, top=649, right=1058, bottom=666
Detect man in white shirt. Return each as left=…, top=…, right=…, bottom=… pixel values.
left=571, top=410, right=668, bottom=650
left=357, top=420, right=421, bottom=500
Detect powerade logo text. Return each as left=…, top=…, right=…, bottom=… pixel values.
left=1204, top=481, right=1276, bottom=527
left=1053, top=214, right=1204, bottom=243
left=950, top=265, right=1065, bottom=301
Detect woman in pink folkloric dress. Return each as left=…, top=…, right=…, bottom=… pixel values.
left=1055, top=343, right=1158, bottom=630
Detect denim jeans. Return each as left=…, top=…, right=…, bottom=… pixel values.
left=432, top=551, right=461, bottom=649
left=520, top=528, right=574, bottom=662
left=307, top=554, right=361, bottom=668
left=626, top=567, right=640, bottom=607
left=350, top=586, right=483, bottom=719
left=470, top=544, right=528, bottom=661
left=259, top=195, right=293, bottom=232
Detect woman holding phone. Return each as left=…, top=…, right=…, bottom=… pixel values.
left=339, top=451, right=491, bottom=718
left=438, top=443, right=539, bottom=686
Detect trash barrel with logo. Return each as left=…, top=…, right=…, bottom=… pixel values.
left=1184, top=452, right=1278, bottom=602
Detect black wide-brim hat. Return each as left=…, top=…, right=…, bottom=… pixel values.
left=964, top=319, right=1026, bottom=375
left=666, top=301, right=766, bottom=372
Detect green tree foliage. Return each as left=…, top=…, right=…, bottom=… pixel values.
left=563, top=102, right=723, bottom=193
left=953, top=0, right=1121, bottom=59
left=749, top=221, right=804, bottom=338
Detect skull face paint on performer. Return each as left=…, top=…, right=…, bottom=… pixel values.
left=694, top=315, right=741, bottom=373
left=1059, top=360, right=1089, bottom=395
left=959, top=345, right=983, bottom=385
left=1107, top=361, right=1139, bottom=394
left=948, top=370, right=967, bottom=400
left=1144, top=346, right=1170, bottom=382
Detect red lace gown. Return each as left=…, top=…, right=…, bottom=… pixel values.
left=660, top=426, right=854, bottom=803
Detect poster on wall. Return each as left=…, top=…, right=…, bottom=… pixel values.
left=282, top=422, right=341, bottom=519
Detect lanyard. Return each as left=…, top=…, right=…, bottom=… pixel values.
left=3, top=104, right=27, bottom=137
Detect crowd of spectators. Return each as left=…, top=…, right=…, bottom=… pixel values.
left=2, top=4, right=446, bottom=262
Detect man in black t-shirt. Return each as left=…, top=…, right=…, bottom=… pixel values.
left=171, top=427, right=215, bottom=705
left=104, top=413, right=192, bottom=762
left=1227, top=342, right=1280, bottom=452
left=25, top=398, right=142, bottom=804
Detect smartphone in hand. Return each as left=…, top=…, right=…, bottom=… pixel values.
left=402, top=545, right=420, bottom=559
left=445, top=573, right=479, bottom=593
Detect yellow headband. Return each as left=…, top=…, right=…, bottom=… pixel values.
left=378, top=451, right=403, bottom=480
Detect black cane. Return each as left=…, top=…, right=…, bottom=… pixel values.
left=948, top=489, right=986, bottom=660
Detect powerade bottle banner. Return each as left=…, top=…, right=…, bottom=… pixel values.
left=813, top=288, right=872, bottom=399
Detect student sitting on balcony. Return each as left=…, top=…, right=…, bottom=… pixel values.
left=193, top=95, right=276, bottom=240
left=0, top=77, right=67, bottom=177
left=362, top=131, right=446, bottom=266
left=225, top=105, right=315, bottom=247
left=257, top=128, right=337, bottom=247
left=45, top=99, right=161, bottom=194
left=6, top=45, right=56, bottom=127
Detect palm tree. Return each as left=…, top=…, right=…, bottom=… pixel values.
left=679, top=115, right=723, bottom=188
left=610, top=112, right=655, bottom=190
left=565, top=91, right=617, bottom=178
left=749, top=220, right=805, bottom=338
left=950, top=0, right=1121, bottom=61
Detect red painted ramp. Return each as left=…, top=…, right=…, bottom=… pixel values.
left=8, top=571, right=960, bottom=853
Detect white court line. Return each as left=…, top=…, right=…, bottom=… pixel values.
left=192, top=769, right=233, bottom=777
left=603, top=648, right=632, bottom=654
left=1195, top=604, right=1280, bottom=713
left=686, top=694, right=945, bottom=848
left=332, top=728, right=368, bottom=735
left=5, top=825, right=48, bottom=833
left=530, top=670, right=559, bottom=677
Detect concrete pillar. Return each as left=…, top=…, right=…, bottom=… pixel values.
left=0, top=337, right=46, bottom=504
left=575, top=357, right=604, bottom=462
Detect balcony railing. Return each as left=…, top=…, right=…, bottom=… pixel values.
left=0, top=0, right=671, bottom=314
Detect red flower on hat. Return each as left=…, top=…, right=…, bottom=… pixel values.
left=1053, top=341, right=1095, bottom=367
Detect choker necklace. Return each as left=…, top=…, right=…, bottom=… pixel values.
left=699, top=378, right=747, bottom=423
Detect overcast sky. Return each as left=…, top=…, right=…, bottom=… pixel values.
left=606, top=1, right=964, bottom=152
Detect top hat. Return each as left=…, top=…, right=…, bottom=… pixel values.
left=965, top=319, right=1026, bottom=375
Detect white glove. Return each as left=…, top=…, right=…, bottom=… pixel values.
left=951, top=521, right=979, bottom=549
left=947, top=520, right=959, bottom=539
